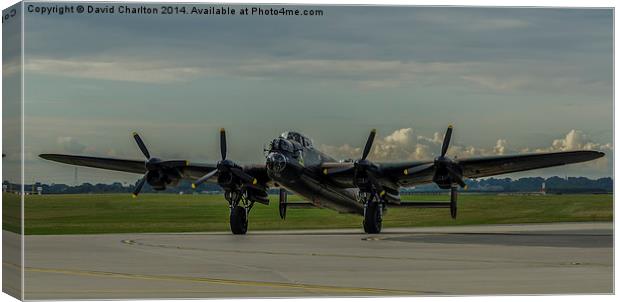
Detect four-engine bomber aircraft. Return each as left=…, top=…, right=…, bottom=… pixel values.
left=40, top=126, right=604, bottom=234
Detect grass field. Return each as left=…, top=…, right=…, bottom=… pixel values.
left=2, top=193, right=613, bottom=235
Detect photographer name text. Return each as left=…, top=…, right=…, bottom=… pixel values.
left=27, top=4, right=324, bottom=17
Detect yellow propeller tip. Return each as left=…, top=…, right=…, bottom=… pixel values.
left=448, top=125, right=453, bottom=129
left=131, top=131, right=138, bottom=136
left=464, top=185, right=468, bottom=190
left=403, top=169, right=408, bottom=175
left=191, top=184, right=196, bottom=189
left=380, top=191, right=386, bottom=196
left=185, top=160, right=190, bottom=166
left=220, top=128, right=225, bottom=132
left=131, top=194, right=137, bottom=198
left=252, top=179, right=258, bottom=185
left=323, top=169, right=328, bottom=175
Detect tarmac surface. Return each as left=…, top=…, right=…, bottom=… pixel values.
left=10, top=222, right=614, bottom=299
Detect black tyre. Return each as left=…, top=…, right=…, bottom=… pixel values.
left=363, top=201, right=382, bottom=234
left=230, top=206, right=248, bottom=235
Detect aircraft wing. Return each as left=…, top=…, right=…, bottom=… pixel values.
left=322, top=150, right=605, bottom=189
left=40, top=154, right=149, bottom=174
left=40, top=153, right=273, bottom=185
left=39, top=154, right=218, bottom=181
left=457, top=150, right=605, bottom=178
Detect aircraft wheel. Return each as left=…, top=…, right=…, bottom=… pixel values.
left=363, top=201, right=382, bottom=234
left=230, top=206, right=248, bottom=235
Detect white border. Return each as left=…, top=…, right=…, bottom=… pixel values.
left=0, top=1, right=617, bottom=302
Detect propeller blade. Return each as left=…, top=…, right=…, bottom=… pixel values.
left=132, top=173, right=148, bottom=198
left=446, top=166, right=467, bottom=188
left=192, top=169, right=218, bottom=189
left=440, top=125, right=453, bottom=157
left=230, top=168, right=257, bottom=186
left=361, top=129, right=377, bottom=160
left=323, top=166, right=354, bottom=176
left=279, top=189, right=287, bottom=220
left=220, top=128, right=227, bottom=160
left=132, top=132, right=150, bottom=159
left=403, top=163, right=435, bottom=175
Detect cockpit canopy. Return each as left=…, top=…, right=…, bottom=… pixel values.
left=265, top=131, right=314, bottom=156
left=280, top=131, right=313, bottom=148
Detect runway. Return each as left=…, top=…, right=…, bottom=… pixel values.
left=14, top=222, right=613, bottom=299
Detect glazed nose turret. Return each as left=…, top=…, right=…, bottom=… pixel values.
left=266, top=152, right=287, bottom=173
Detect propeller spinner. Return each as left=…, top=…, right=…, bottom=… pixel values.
left=191, top=129, right=258, bottom=190
left=131, top=132, right=188, bottom=198
left=433, top=125, right=467, bottom=188
left=323, top=129, right=384, bottom=195
left=401, top=125, right=464, bottom=219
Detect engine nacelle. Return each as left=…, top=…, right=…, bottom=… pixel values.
left=217, top=172, right=242, bottom=191
left=146, top=169, right=182, bottom=191
left=433, top=164, right=463, bottom=189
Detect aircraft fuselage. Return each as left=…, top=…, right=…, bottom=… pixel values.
left=265, top=132, right=364, bottom=215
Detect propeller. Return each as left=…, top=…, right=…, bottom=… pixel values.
left=132, top=173, right=147, bottom=198
left=191, top=128, right=258, bottom=189
left=434, top=125, right=467, bottom=188
left=435, top=125, right=463, bottom=220
left=133, top=132, right=150, bottom=159
left=131, top=132, right=188, bottom=198
left=324, top=129, right=385, bottom=195
left=400, top=125, right=464, bottom=219
left=361, top=128, right=376, bottom=161
left=440, top=125, right=452, bottom=157
left=323, top=129, right=377, bottom=176
left=401, top=125, right=466, bottom=189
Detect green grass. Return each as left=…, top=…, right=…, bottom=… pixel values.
left=2, top=193, right=613, bottom=235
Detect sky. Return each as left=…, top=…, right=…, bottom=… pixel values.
left=3, top=4, right=613, bottom=184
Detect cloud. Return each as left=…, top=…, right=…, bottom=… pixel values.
left=460, top=75, right=529, bottom=91
left=56, top=136, right=87, bottom=154
left=414, top=12, right=531, bottom=31
left=23, top=53, right=610, bottom=95
left=534, top=129, right=613, bottom=152
left=2, top=57, right=21, bottom=78
left=320, top=128, right=611, bottom=164
left=494, top=139, right=508, bottom=155
left=25, top=57, right=207, bottom=83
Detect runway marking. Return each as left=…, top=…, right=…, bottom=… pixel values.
left=120, top=238, right=603, bottom=267
left=14, top=263, right=424, bottom=295
left=361, top=237, right=384, bottom=241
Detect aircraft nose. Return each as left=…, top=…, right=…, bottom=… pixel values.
left=266, top=152, right=288, bottom=173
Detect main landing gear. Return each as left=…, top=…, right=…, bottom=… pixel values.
left=361, top=192, right=385, bottom=234
left=225, top=190, right=254, bottom=235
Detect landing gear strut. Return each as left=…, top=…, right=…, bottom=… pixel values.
left=361, top=192, right=384, bottom=234
left=225, top=190, right=254, bottom=235
left=450, top=186, right=458, bottom=219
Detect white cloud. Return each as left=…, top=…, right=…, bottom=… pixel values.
left=415, top=13, right=531, bottom=31
left=535, top=129, right=613, bottom=152
left=460, top=75, right=529, bottom=91
left=25, top=57, right=207, bottom=83
left=23, top=55, right=607, bottom=95
left=56, top=136, right=86, bottom=154
left=320, top=128, right=611, bottom=165
left=2, top=57, right=21, bottom=78
left=494, top=139, right=508, bottom=155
